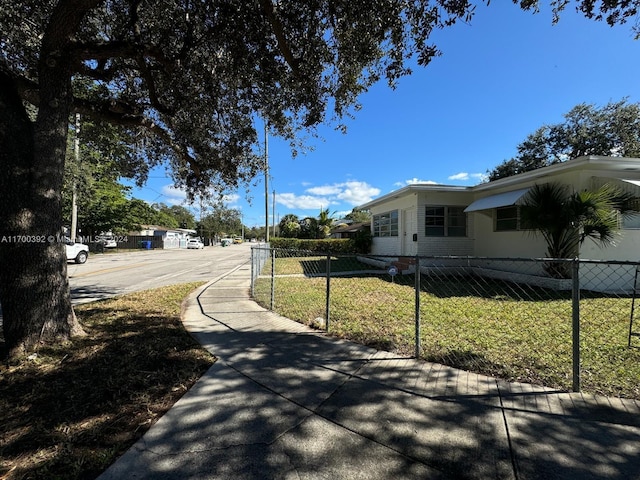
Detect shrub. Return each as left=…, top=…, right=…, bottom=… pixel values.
left=270, top=237, right=359, bottom=253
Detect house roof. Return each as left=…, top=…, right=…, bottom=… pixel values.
left=358, top=156, right=640, bottom=211
left=331, top=222, right=370, bottom=234
left=472, top=155, right=640, bottom=192
left=136, top=225, right=197, bottom=234
left=358, top=184, right=469, bottom=210
left=464, top=187, right=531, bottom=212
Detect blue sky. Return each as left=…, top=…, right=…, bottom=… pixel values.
left=128, top=2, right=640, bottom=228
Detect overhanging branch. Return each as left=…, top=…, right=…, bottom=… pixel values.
left=259, top=0, right=300, bottom=74
left=72, top=97, right=201, bottom=177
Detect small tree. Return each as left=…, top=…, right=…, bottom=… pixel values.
left=317, top=208, right=335, bottom=238
left=278, top=214, right=300, bottom=238
left=519, top=182, right=638, bottom=278
left=344, top=208, right=372, bottom=223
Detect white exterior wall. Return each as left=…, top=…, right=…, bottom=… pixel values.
left=471, top=211, right=548, bottom=258
left=581, top=229, right=640, bottom=261
left=416, top=191, right=475, bottom=256
left=359, top=156, right=640, bottom=291
left=469, top=170, right=594, bottom=258
left=369, top=193, right=417, bottom=256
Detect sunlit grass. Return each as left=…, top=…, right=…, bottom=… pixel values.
left=254, top=274, right=640, bottom=399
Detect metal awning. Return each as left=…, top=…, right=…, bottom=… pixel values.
left=464, top=187, right=531, bottom=213
left=621, top=179, right=640, bottom=188
left=595, top=177, right=640, bottom=193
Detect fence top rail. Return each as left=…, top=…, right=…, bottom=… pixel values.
left=251, top=247, right=640, bottom=268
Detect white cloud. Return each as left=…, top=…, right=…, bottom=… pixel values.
left=401, top=178, right=438, bottom=186
left=448, top=172, right=486, bottom=183
left=161, top=185, right=187, bottom=205
left=222, top=193, right=240, bottom=205
left=277, top=193, right=331, bottom=210
left=160, top=185, right=242, bottom=209
left=334, top=210, right=352, bottom=219
left=448, top=172, right=470, bottom=181
left=307, top=185, right=342, bottom=196
left=335, top=181, right=380, bottom=205
left=277, top=180, right=380, bottom=211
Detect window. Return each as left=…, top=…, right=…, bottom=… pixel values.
left=373, top=210, right=398, bottom=237
left=425, top=206, right=467, bottom=237
left=495, top=206, right=519, bottom=231
left=495, top=205, right=534, bottom=231
left=623, top=212, right=640, bottom=229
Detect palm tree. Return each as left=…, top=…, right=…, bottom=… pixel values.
left=519, top=182, right=638, bottom=278
left=317, top=207, right=335, bottom=238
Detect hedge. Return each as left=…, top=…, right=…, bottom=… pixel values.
left=269, top=237, right=365, bottom=254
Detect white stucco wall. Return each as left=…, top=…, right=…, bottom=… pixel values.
left=580, top=229, right=640, bottom=261
left=369, top=190, right=476, bottom=257
left=415, top=191, right=475, bottom=257
left=471, top=210, right=548, bottom=258
left=368, top=193, right=418, bottom=256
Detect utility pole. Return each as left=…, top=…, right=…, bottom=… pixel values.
left=272, top=189, right=276, bottom=238
left=264, top=121, right=269, bottom=243
left=199, top=194, right=204, bottom=242
left=70, top=113, right=80, bottom=242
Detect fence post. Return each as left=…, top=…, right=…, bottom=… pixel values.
left=250, top=247, right=255, bottom=297
left=414, top=255, right=421, bottom=358
left=325, top=252, right=331, bottom=332
left=270, top=248, right=275, bottom=311
left=572, top=258, right=580, bottom=392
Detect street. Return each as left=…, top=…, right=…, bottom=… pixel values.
left=69, top=243, right=253, bottom=304
left=0, top=243, right=254, bottom=326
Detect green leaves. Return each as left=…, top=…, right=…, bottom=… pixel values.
left=488, top=99, right=640, bottom=181
left=519, top=182, right=639, bottom=277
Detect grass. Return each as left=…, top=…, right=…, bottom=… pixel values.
left=265, top=254, right=378, bottom=276
left=254, top=257, right=640, bottom=400
left=0, top=282, right=214, bottom=480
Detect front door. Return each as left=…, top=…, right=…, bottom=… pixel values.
left=402, top=207, right=417, bottom=256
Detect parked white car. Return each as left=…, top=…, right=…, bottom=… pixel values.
left=187, top=238, right=204, bottom=249
left=96, top=235, right=117, bottom=248
left=65, top=239, right=89, bottom=264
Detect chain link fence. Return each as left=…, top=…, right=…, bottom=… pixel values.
left=250, top=247, right=640, bottom=400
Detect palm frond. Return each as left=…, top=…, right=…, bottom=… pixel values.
left=520, top=182, right=630, bottom=266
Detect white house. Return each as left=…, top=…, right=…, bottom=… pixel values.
left=135, top=225, right=197, bottom=248
left=358, top=156, right=640, bottom=292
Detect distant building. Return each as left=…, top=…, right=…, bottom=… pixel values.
left=330, top=222, right=370, bottom=239
left=132, top=225, right=197, bottom=248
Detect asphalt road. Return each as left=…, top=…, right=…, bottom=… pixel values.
left=0, top=243, right=254, bottom=326
left=69, top=242, right=254, bottom=304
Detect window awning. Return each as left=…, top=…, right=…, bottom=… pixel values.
left=595, top=177, right=640, bottom=193
left=621, top=179, right=640, bottom=188
left=464, top=187, right=531, bottom=213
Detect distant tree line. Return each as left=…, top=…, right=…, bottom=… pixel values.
left=278, top=208, right=370, bottom=239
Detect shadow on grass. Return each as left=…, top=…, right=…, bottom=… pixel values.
left=0, top=288, right=214, bottom=480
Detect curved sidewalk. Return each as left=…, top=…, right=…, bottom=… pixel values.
left=99, top=262, right=640, bottom=479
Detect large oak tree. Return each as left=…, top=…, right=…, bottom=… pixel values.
left=487, top=99, right=640, bottom=181
left=1, top=0, right=638, bottom=357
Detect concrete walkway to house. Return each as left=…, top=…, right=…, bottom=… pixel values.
left=99, top=262, right=640, bottom=479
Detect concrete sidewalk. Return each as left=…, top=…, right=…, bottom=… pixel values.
left=99, top=262, right=640, bottom=479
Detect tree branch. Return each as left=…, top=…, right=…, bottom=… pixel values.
left=71, top=97, right=201, bottom=177
left=71, top=40, right=177, bottom=115
left=259, top=0, right=300, bottom=74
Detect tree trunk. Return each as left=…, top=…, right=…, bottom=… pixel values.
left=0, top=66, right=83, bottom=359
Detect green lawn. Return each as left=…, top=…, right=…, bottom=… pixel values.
left=253, top=258, right=640, bottom=399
